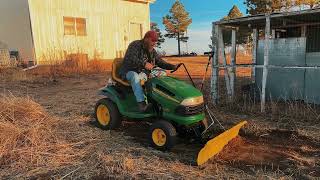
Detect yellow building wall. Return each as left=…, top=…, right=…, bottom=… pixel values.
left=28, top=0, right=151, bottom=64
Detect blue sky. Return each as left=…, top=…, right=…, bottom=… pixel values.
left=150, top=0, right=247, bottom=55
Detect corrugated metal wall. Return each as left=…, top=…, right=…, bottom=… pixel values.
left=305, top=52, right=320, bottom=104
left=256, top=38, right=307, bottom=101
left=28, top=0, right=151, bottom=64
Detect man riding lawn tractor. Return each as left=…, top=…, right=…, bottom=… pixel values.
left=95, top=31, right=247, bottom=166
left=118, top=30, right=181, bottom=112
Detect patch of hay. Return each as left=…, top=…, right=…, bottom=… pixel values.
left=0, top=95, right=81, bottom=177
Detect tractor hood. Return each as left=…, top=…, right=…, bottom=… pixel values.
left=150, top=76, right=203, bottom=103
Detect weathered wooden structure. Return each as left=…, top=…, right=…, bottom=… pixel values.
left=0, top=0, right=155, bottom=64
left=211, top=8, right=320, bottom=112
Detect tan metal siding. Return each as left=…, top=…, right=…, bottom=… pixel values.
left=28, top=0, right=151, bottom=64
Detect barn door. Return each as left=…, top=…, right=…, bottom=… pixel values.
left=129, top=23, right=142, bottom=42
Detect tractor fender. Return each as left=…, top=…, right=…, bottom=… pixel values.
left=97, top=86, right=130, bottom=116
left=98, top=86, right=120, bottom=105
left=98, top=86, right=129, bottom=117
left=98, top=89, right=113, bottom=101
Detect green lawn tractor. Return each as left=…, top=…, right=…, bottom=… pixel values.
left=95, top=58, right=247, bottom=166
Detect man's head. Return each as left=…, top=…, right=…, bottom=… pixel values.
left=143, top=30, right=158, bottom=52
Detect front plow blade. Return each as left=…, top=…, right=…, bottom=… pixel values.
left=197, top=121, right=247, bottom=166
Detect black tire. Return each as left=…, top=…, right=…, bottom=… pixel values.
left=148, top=120, right=177, bottom=151
left=94, top=98, right=121, bottom=130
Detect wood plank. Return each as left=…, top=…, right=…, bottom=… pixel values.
left=261, top=15, right=270, bottom=113
left=218, top=27, right=232, bottom=101
left=230, top=29, right=236, bottom=99
left=301, top=25, right=307, bottom=37
left=211, top=23, right=219, bottom=105
left=272, top=29, right=275, bottom=39
left=252, top=29, right=258, bottom=83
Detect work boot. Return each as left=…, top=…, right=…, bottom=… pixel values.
left=138, top=102, right=153, bottom=112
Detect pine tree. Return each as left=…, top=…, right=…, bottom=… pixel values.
left=244, top=0, right=319, bottom=15
left=222, top=5, right=250, bottom=45
left=296, top=0, right=320, bottom=8
left=150, top=22, right=165, bottom=48
left=244, top=0, right=269, bottom=15
left=228, top=5, right=243, bottom=19
left=244, top=0, right=288, bottom=15
left=223, top=5, right=243, bottom=20
left=163, top=0, right=192, bottom=56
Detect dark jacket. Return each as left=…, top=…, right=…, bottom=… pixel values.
left=119, top=40, right=175, bottom=79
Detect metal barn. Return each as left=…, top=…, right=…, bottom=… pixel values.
left=211, top=8, right=320, bottom=111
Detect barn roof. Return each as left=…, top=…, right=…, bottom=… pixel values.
left=215, top=8, right=320, bottom=29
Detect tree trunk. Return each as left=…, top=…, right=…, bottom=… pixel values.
left=178, top=32, right=181, bottom=56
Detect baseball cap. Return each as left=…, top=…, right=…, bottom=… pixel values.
left=144, top=30, right=158, bottom=42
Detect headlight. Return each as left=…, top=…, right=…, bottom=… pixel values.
left=180, top=96, right=204, bottom=106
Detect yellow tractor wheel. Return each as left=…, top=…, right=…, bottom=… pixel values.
left=148, top=120, right=177, bottom=151
left=95, top=98, right=121, bottom=130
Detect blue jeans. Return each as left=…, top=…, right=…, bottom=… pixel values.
left=126, top=71, right=147, bottom=103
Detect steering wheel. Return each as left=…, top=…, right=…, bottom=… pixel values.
left=170, top=63, right=183, bottom=73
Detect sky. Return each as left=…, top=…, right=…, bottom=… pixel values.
left=150, top=0, right=247, bottom=55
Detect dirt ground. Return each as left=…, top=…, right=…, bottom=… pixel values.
left=0, top=56, right=319, bottom=179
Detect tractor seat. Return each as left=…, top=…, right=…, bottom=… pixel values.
left=112, top=58, right=145, bottom=86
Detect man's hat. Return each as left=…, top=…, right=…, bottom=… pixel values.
left=144, top=30, right=158, bottom=42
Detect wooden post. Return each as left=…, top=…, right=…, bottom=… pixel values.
left=230, top=29, right=236, bottom=99
left=218, top=27, right=232, bottom=101
left=301, top=25, right=307, bottom=37
left=272, top=29, right=276, bottom=39
left=211, top=23, right=219, bottom=105
left=261, top=15, right=271, bottom=113
left=252, top=29, right=258, bottom=83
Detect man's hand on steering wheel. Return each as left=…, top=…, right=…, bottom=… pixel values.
left=145, top=62, right=154, bottom=70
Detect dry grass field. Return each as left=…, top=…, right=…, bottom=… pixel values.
left=0, top=56, right=319, bottom=179
left=165, top=54, right=253, bottom=78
